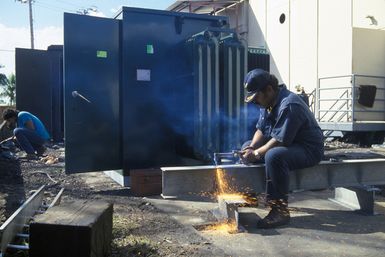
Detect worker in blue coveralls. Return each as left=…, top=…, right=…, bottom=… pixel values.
left=240, top=69, right=324, bottom=229
left=2, top=108, right=50, bottom=159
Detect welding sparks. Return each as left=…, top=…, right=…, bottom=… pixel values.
left=212, top=168, right=248, bottom=233
left=215, top=168, right=238, bottom=196
left=204, top=221, right=238, bottom=234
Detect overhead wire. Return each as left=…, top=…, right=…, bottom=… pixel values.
left=34, top=0, right=75, bottom=13
left=54, top=0, right=85, bottom=9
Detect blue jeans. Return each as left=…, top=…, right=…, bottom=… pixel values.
left=14, top=128, right=46, bottom=154
left=264, top=145, right=322, bottom=202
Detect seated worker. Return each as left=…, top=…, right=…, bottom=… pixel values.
left=241, top=69, right=324, bottom=229
left=2, top=108, right=50, bottom=158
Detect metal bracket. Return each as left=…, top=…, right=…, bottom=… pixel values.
left=211, top=196, right=247, bottom=233
left=331, top=186, right=381, bottom=215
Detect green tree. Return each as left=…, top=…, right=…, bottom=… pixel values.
left=0, top=73, right=16, bottom=106
left=0, top=73, right=7, bottom=86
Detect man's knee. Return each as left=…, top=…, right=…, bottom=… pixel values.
left=265, top=147, right=288, bottom=165
left=13, top=128, right=23, bottom=136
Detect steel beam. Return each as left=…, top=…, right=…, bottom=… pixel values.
left=161, top=159, right=385, bottom=199
left=0, top=186, right=45, bottom=256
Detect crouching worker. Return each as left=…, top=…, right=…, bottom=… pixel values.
left=240, top=69, right=324, bottom=229
left=2, top=109, right=50, bottom=159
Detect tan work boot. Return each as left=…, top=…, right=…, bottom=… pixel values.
left=257, top=200, right=290, bottom=229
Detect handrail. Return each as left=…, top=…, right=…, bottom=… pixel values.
left=318, top=74, right=385, bottom=124
left=308, top=89, right=316, bottom=114
left=319, top=90, right=349, bottom=121
left=324, top=101, right=348, bottom=122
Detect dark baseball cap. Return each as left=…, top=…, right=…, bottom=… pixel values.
left=244, top=69, right=270, bottom=103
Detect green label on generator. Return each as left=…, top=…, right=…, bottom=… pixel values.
left=146, top=44, right=154, bottom=54
left=96, top=50, right=107, bottom=58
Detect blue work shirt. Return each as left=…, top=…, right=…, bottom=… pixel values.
left=18, top=111, right=50, bottom=140
left=256, top=85, right=323, bottom=157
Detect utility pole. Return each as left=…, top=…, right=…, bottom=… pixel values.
left=17, top=0, right=34, bottom=49
left=28, top=0, right=34, bottom=49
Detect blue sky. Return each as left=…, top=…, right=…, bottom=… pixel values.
left=0, top=0, right=176, bottom=28
left=0, top=0, right=176, bottom=76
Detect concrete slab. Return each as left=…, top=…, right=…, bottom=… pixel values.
left=146, top=190, right=385, bottom=257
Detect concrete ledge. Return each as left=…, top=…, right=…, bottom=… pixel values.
left=162, top=159, right=385, bottom=199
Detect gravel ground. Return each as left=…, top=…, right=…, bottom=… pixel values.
left=0, top=145, right=226, bottom=257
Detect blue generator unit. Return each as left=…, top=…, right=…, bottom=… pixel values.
left=64, top=7, right=252, bottom=173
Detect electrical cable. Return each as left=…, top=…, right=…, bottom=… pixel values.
left=54, top=0, right=84, bottom=9
left=34, top=0, right=73, bottom=13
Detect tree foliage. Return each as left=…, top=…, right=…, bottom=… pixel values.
left=0, top=73, right=16, bottom=106
left=0, top=73, right=7, bottom=86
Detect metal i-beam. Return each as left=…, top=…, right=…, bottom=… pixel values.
left=0, top=186, right=45, bottom=256
left=161, top=159, right=385, bottom=199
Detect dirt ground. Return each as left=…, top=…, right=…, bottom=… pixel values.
left=0, top=145, right=225, bottom=257
left=1, top=142, right=385, bottom=257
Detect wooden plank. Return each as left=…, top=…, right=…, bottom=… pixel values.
left=131, top=169, right=161, bottom=196
left=29, top=200, right=113, bottom=257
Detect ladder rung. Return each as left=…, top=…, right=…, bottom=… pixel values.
left=7, top=244, right=29, bottom=250
left=16, top=233, right=29, bottom=238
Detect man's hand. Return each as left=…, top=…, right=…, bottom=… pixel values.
left=240, top=148, right=261, bottom=164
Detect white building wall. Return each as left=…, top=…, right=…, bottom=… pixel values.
left=318, top=0, right=352, bottom=79
left=352, top=28, right=385, bottom=76
left=248, top=0, right=267, bottom=49
left=353, top=0, right=385, bottom=30
left=237, top=0, right=385, bottom=122
left=352, top=28, right=385, bottom=121
left=290, top=0, right=318, bottom=94
left=266, top=0, right=290, bottom=85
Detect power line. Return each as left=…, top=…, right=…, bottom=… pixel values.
left=54, top=0, right=84, bottom=9
left=35, top=0, right=73, bottom=12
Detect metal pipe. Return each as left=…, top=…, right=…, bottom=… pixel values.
left=319, top=98, right=352, bottom=101
left=16, top=233, right=29, bottom=238
left=354, top=74, right=385, bottom=79
left=352, top=74, right=356, bottom=121
left=214, top=36, right=220, bottom=150
left=319, top=75, right=353, bottom=80
left=49, top=188, right=65, bottom=208
left=7, top=244, right=29, bottom=250
left=214, top=0, right=245, bottom=15
left=318, top=87, right=352, bottom=91
left=317, top=78, right=320, bottom=120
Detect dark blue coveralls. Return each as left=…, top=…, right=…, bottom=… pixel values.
left=257, top=85, right=324, bottom=202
